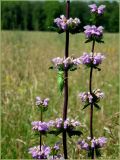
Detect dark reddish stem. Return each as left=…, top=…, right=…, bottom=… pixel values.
left=40, top=107, right=43, bottom=151
left=63, top=0, right=70, bottom=159
left=89, top=40, right=95, bottom=159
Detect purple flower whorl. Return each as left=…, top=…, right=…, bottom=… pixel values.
left=89, top=4, right=106, bottom=15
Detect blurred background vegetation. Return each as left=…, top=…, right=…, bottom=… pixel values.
left=1, top=0, right=119, bottom=32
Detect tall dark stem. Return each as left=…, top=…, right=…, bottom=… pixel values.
left=40, top=108, right=43, bottom=151
left=89, top=40, right=95, bottom=159
left=63, top=0, right=70, bottom=159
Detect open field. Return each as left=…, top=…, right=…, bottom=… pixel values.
left=1, top=31, right=119, bottom=159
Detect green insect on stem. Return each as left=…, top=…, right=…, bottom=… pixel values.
left=57, top=71, right=64, bottom=94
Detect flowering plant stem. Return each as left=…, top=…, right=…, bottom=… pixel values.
left=62, top=0, right=70, bottom=159
left=40, top=107, right=43, bottom=151
left=89, top=40, right=95, bottom=159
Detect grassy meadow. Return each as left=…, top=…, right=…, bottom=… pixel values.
left=1, top=31, right=119, bottom=159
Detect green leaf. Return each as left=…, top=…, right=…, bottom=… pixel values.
left=88, top=148, right=92, bottom=157
left=82, top=103, right=90, bottom=110
left=95, top=148, right=101, bottom=157
left=95, top=38, right=104, bottom=43
left=48, top=129, right=62, bottom=136
left=69, top=65, right=77, bottom=71
left=49, top=66, right=54, bottom=70
left=67, top=130, right=82, bottom=138
left=94, top=103, right=101, bottom=109
left=85, top=39, right=92, bottom=43
left=48, top=26, right=57, bottom=31
left=42, top=107, right=48, bottom=112
left=94, top=66, right=101, bottom=71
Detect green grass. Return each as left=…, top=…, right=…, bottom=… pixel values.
left=1, top=31, right=119, bottom=159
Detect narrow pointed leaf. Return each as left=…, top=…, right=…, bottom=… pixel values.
left=85, top=39, right=92, bottom=43
left=95, top=148, right=101, bottom=157
left=82, top=103, right=90, bottom=110
left=48, top=129, right=62, bottom=136
left=94, top=103, right=101, bottom=109
left=49, top=66, right=54, bottom=69
left=67, top=130, right=82, bottom=138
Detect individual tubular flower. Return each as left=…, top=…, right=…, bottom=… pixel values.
left=51, top=56, right=81, bottom=71
left=54, top=15, right=81, bottom=34
left=94, top=89, right=104, bottom=99
left=88, top=4, right=106, bottom=15
left=53, top=143, right=60, bottom=151
left=31, top=121, right=49, bottom=133
left=84, top=25, right=104, bottom=42
left=79, top=52, right=105, bottom=69
left=28, top=145, right=51, bottom=159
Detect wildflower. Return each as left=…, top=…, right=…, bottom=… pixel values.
left=53, top=144, right=60, bottom=151
left=77, top=136, right=107, bottom=151
left=90, top=136, right=107, bottom=149
left=51, top=56, right=81, bottom=71
left=47, top=118, right=81, bottom=130
left=28, top=145, right=51, bottom=159
left=77, top=140, right=89, bottom=150
left=48, top=120, right=56, bottom=127
left=36, top=96, right=49, bottom=107
left=84, top=25, right=104, bottom=40
left=31, top=121, right=49, bottom=132
left=55, top=118, right=63, bottom=128
left=54, top=15, right=81, bottom=33
left=43, top=98, right=50, bottom=106
left=36, top=96, right=42, bottom=106
left=79, top=52, right=105, bottom=67
left=78, top=89, right=104, bottom=104
left=97, top=137, right=107, bottom=147
left=78, top=92, right=93, bottom=103
left=89, top=4, right=106, bottom=15
left=94, top=89, right=104, bottom=99
left=48, top=118, right=81, bottom=129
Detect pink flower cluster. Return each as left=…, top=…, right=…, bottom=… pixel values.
left=78, top=136, right=107, bottom=151
left=31, top=121, right=49, bottom=132
left=89, top=4, right=106, bottom=15
left=79, top=52, right=105, bottom=66
left=48, top=118, right=81, bottom=129
left=54, top=15, right=80, bottom=31
left=28, top=145, right=51, bottom=159
left=31, top=118, right=80, bottom=133
left=36, top=96, right=49, bottom=107
left=78, top=89, right=104, bottom=104
left=84, top=25, right=104, bottom=39
left=29, top=144, right=61, bottom=159
left=51, top=56, right=81, bottom=70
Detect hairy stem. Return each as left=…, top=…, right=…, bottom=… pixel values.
left=89, top=40, right=95, bottom=159
left=63, top=0, right=70, bottom=159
